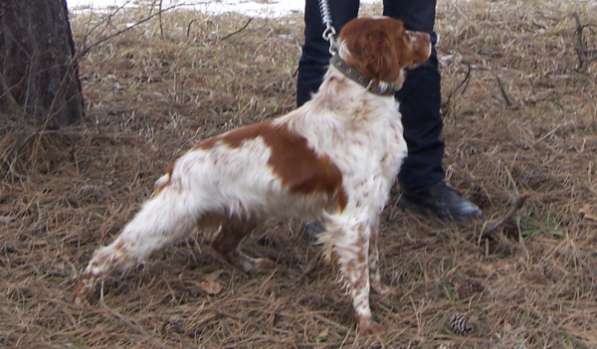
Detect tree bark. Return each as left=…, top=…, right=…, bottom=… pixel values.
left=0, top=0, right=84, bottom=128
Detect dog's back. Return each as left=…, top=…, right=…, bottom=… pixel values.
left=75, top=16, right=432, bottom=335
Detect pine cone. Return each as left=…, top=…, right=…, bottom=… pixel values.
left=447, top=312, right=474, bottom=335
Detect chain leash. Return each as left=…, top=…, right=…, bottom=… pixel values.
left=318, top=0, right=338, bottom=55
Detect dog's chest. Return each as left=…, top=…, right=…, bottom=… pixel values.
left=323, top=110, right=407, bottom=200
left=345, top=113, right=405, bottom=172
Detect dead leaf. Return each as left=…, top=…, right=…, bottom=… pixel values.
left=579, top=205, right=597, bottom=221
left=197, top=271, right=224, bottom=295
left=316, top=327, right=329, bottom=342
left=0, top=216, right=14, bottom=224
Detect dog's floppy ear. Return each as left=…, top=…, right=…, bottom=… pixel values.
left=368, top=31, right=401, bottom=82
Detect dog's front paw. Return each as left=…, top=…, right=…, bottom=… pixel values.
left=253, top=257, right=276, bottom=271
left=371, top=282, right=398, bottom=297
left=357, top=317, right=384, bottom=336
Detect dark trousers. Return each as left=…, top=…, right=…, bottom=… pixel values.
left=297, top=0, right=444, bottom=191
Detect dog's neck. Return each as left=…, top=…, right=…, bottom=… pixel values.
left=279, top=61, right=403, bottom=155
left=306, top=65, right=400, bottom=114
left=329, top=55, right=401, bottom=96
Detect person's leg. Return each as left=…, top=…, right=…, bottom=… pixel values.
left=383, top=0, right=482, bottom=221
left=383, top=0, right=443, bottom=190
left=297, top=0, right=360, bottom=107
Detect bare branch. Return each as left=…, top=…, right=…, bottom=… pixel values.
left=79, top=0, right=134, bottom=50
left=77, top=2, right=187, bottom=59
left=0, top=72, right=21, bottom=111
left=158, top=0, right=164, bottom=39
left=220, top=18, right=254, bottom=42
left=442, top=63, right=472, bottom=116
left=493, top=72, right=514, bottom=108
left=572, top=12, right=597, bottom=71
left=186, top=18, right=200, bottom=39
left=478, top=193, right=530, bottom=243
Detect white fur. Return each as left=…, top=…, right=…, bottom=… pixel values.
left=78, top=31, right=410, bottom=334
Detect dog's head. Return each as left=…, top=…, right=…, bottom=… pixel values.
left=337, top=17, right=432, bottom=88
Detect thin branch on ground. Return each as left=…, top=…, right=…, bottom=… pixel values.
left=297, top=254, right=322, bottom=283
left=572, top=12, right=597, bottom=71
left=98, top=299, right=173, bottom=348
left=442, top=63, right=472, bottom=116
left=493, top=72, right=514, bottom=108
left=220, top=18, right=254, bottom=41
left=186, top=18, right=200, bottom=38
left=478, top=193, right=530, bottom=243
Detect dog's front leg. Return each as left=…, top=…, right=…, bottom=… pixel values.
left=369, top=222, right=396, bottom=297
left=328, top=219, right=383, bottom=335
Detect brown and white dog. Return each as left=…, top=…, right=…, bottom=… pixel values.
left=74, top=17, right=431, bottom=334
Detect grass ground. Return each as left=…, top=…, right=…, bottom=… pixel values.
left=1, top=0, right=596, bottom=348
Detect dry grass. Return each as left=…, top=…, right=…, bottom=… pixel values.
left=1, top=0, right=596, bottom=348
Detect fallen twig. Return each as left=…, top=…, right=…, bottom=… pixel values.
left=572, top=12, right=597, bottom=71
left=442, top=63, right=472, bottom=116
left=478, top=193, right=530, bottom=243
left=186, top=18, right=200, bottom=39
left=493, top=72, right=514, bottom=108
left=220, top=18, right=254, bottom=42
left=99, top=299, right=168, bottom=348
left=297, top=255, right=322, bottom=283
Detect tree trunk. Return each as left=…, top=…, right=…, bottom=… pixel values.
left=0, top=0, right=84, bottom=128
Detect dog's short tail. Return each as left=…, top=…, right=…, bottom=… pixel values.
left=152, top=173, right=171, bottom=197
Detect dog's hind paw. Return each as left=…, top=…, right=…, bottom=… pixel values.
left=72, top=273, right=97, bottom=305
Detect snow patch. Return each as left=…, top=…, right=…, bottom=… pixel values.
left=67, top=0, right=376, bottom=18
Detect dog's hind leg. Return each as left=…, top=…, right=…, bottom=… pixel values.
left=74, top=184, right=207, bottom=303
left=211, top=217, right=275, bottom=273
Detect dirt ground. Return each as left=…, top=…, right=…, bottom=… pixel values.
left=1, top=0, right=596, bottom=348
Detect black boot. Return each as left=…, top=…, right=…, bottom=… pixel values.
left=399, top=181, right=482, bottom=222
left=302, top=220, right=326, bottom=242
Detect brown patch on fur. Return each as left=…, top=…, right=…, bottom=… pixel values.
left=221, top=123, right=270, bottom=148
left=152, top=161, right=176, bottom=196
left=335, top=190, right=348, bottom=212
left=72, top=272, right=94, bottom=302
left=339, top=17, right=431, bottom=82
left=193, top=121, right=348, bottom=211
left=113, top=239, right=127, bottom=253
left=196, top=137, right=219, bottom=149
left=194, top=123, right=271, bottom=150
left=352, top=226, right=369, bottom=289
left=211, top=216, right=256, bottom=255
left=264, top=124, right=347, bottom=211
